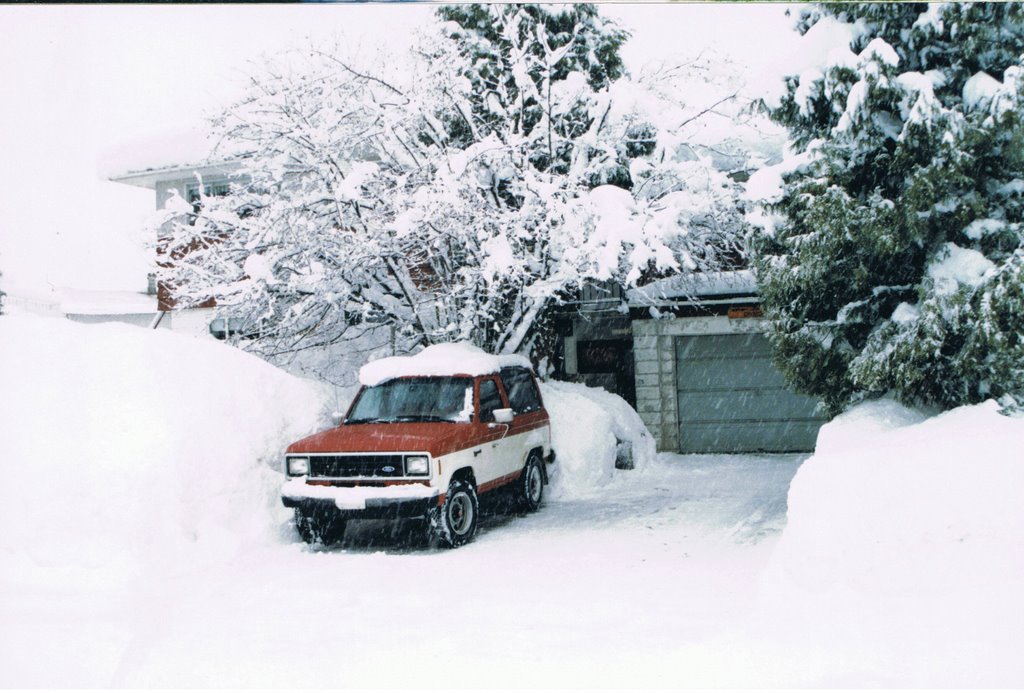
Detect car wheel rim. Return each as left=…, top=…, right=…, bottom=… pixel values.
left=448, top=493, right=473, bottom=535
left=528, top=465, right=542, bottom=501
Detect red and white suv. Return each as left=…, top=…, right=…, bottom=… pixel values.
left=281, top=344, right=555, bottom=548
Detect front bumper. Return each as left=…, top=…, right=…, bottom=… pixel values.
left=283, top=495, right=439, bottom=519
left=281, top=477, right=440, bottom=519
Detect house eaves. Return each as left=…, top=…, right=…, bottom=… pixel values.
left=626, top=269, right=759, bottom=307
left=109, top=158, right=245, bottom=190
left=60, top=288, right=158, bottom=315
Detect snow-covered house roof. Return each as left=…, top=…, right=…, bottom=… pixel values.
left=4, top=286, right=157, bottom=318
left=59, top=288, right=157, bottom=316
left=103, top=126, right=245, bottom=190
left=110, top=160, right=244, bottom=191
left=359, top=342, right=532, bottom=386
left=626, top=269, right=758, bottom=306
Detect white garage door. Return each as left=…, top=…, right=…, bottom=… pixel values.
left=675, top=333, right=825, bottom=453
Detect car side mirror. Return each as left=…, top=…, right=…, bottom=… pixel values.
left=493, top=408, right=514, bottom=424
left=331, top=411, right=345, bottom=426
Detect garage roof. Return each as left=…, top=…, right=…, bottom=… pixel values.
left=626, top=269, right=758, bottom=306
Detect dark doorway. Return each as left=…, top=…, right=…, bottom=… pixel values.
left=576, top=338, right=636, bottom=408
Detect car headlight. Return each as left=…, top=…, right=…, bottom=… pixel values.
left=405, top=455, right=429, bottom=476
left=287, top=457, right=309, bottom=476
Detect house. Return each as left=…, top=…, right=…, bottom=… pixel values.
left=61, top=288, right=160, bottom=328
left=109, top=156, right=246, bottom=339
left=557, top=272, right=825, bottom=454
left=3, top=285, right=160, bottom=328
left=108, top=147, right=400, bottom=390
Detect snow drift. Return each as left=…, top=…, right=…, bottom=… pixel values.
left=540, top=380, right=656, bottom=498
left=0, top=315, right=650, bottom=587
left=757, top=398, right=1024, bottom=686
left=0, top=316, right=662, bottom=688
left=0, top=315, right=330, bottom=585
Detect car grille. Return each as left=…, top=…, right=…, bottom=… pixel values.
left=308, top=455, right=407, bottom=479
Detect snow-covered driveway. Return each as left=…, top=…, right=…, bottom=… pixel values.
left=3, top=454, right=804, bottom=688
left=6, top=314, right=1022, bottom=688
left=1, top=317, right=811, bottom=687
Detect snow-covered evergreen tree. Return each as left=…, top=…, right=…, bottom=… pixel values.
left=749, top=3, right=1024, bottom=414
left=434, top=4, right=628, bottom=181
left=158, top=4, right=745, bottom=362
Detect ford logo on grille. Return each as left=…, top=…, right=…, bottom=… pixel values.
left=381, top=465, right=396, bottom=473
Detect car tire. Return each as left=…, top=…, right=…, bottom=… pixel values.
left=516, top=453, right=545, bottom=512
left=429, top=478, right=478, bottom=548
left=295, top=509, right=347, bottom=546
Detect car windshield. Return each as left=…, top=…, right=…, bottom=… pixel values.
left=346, top=377, right=474, bottom=424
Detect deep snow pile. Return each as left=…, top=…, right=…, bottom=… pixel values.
left=756, top=398, right=1024, bottom=686
left=0, top=318, right=666, bottom=688
left=0, top=315, right=330, bottom=586
left=540, top=380, right=656, bottom=498
left=0, top=316, right=651, bottom=584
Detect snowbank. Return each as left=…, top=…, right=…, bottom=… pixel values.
left=0, top=315, right=330, bottom=586
left=358, top=342, right=531, bottom=386
left=540, top=380, right=656, bottom=499
left=0, top=316, right=652, bottom=582
left=758, top=398, right=1024, bottom=686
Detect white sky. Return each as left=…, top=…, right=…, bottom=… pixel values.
left=0, top=3, right=796, bottom=297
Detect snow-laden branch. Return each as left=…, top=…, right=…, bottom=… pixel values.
left=158, top=6, right=752, bottom=363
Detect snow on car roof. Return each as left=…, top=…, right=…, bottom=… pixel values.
left=358, top=342, right=533, bottom=387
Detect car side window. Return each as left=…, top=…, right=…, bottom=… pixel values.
left=478, top=378, right=505, bottom=423
left=499, top=367, right=542, bottom=415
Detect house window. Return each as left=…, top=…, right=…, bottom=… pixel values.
left=580, top=280, right=623, bottom=312
left=186, top=181, right=231, bottom=205
left=186, top=181, right=231, bottom=218
left=208, top=316, right=259, bottom=340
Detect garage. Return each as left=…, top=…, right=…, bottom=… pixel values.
left=674, top=332, right=824, bottom=453
left=625, top=271, right=830, bottom=454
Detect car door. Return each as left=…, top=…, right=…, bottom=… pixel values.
left=475, top=376, right=518, bottom=487
left=498, top=367, right=549, bottom=470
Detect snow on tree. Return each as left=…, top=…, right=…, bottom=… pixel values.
left=157, top=4, right=747, bottom=363
left=748, top=2, right=1024, bottom=415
